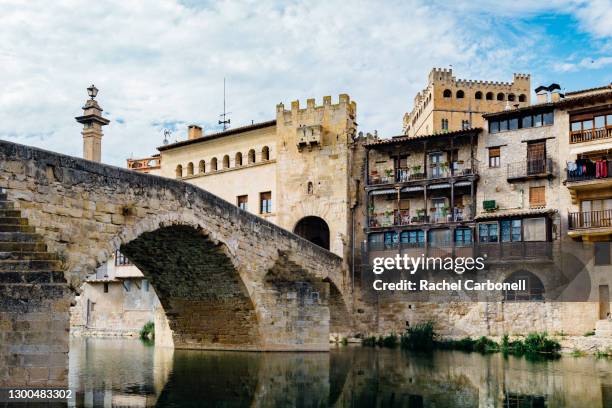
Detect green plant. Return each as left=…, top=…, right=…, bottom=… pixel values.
left=571, top=349, right=586, bottom=357
left=341, top=337, right=348, bottom=346
left=501, top=334, right=510, bottom=353
left=412, top=165, right=421, bottom=173
left=474, top=336, right=500, bottom=353
left=381, top=333, right=398, bottom=348
left=595, top=348, right=612, bottom=358
left=584, top=330, right=595, bottom=337
left=522, top=332, right=560, bottom=354
left=139, top=321, right=155, bottom=341
left=362, top=336, right=377, bottom=347
left=401, top=321, right=435, bottom=351
left=384, top=168, right=394, bottom=178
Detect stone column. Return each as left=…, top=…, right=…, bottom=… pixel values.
left=75, top=84, right=110, bottom=162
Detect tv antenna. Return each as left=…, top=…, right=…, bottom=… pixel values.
left=162, top=129, right=171, bottom=145
left=218, top=78, right=231, bottom=131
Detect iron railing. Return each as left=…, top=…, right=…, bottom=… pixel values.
left=566, top=164, right=612, bottom=182
left=568, top=209, right=612, bottom=230
left=368, top=207, right=469, bottom=228
left=507, top=158, right=553, bottom=180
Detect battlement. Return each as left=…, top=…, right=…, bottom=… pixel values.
left=276, top=94, right=356, bottom=118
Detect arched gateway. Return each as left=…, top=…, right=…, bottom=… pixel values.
left=0, top=140, right=350, bottom=387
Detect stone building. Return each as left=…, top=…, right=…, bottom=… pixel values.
left=361, top=82, right=612, bottom=337
left=403, top=68, right=531, bottom=137
left=154, top=95, right=360, bottom=264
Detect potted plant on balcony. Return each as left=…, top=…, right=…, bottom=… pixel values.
left=442, top=205, right=451, bottom=221
left=411, top=165, right=423, bottom=180
left=383, top=168, right=393, bottom=183
left=383, top=209, right=394, bottom=226
left=440, top=162, right=449, bottom=176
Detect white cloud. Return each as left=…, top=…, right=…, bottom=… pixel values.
left=0, top=0, right=608, bottom=165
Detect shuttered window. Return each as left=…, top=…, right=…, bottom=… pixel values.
left=489, top=147, right=500, bottom=168
left=529, top=186, right=546, bottom=208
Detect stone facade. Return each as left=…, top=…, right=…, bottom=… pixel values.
left=403, top=68, right=531, bottom=137
left=0, top=139, right=348, bottom=386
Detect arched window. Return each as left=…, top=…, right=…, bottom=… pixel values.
left=518, top=94, right=527, bottom=102
left=486, top=92, right=494, bottom=100
left=307, top=181, right=313, bottom=195
left=508, top=93, right=516, bottom=102
left=199, top=160, right=205, bottom=173
left=235, top=152, right=243, bottom=167
left=497, top=92, right=505, bottom=101
left=175, top=164, right=183, bottom=178
left=211, top=157, right=218, bottom=171
left=443, top=89, right=452, bottom=98
left=503, top=271, right=544, bottom=301
left=475, top=91, right=483, bottom=100
left=223, top=155, right=230, bottom=169
left=248, top=149, right=256, bottom=164
left=187, top=162, right=194, bottom=176
left=456, top=90, right=464, bottom=99
left=262, top=146, right=270, bottom=161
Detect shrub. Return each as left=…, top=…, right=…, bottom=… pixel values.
left=382, top=334, right=399, bottom=348
left=584, top=331, right=595, bottom=337
left=139, top=321, right=155, bottom=341
left=362, top=336, right=377, bottom=347
left=401, top=321, right=435, bottom=351
left=523, top=332, right=560, bottom=354
left=474, top=336, right=499, bottom=353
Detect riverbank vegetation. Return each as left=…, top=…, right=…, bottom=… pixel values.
left=140, top=321, right=155, bottom=342
left=362, top=322, right=561, bottom=357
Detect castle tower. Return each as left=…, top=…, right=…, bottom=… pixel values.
left=75, top=84, right=110, bottom=162
left=274, top=94, right=357, bottom=260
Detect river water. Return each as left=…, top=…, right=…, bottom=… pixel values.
left=68, top=337, right=612, bottom=407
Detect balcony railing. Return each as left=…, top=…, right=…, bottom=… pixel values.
left=369, top=161, right=478, bottom=185
left=368, top=207, right=469, bottom=228
left=568, top=209, right=612, bottom=230
left=570, top=127, right=612, bottom=144
left=507, top=158, right=553, bottom=181
left=566, top=161, right=612, bottom=182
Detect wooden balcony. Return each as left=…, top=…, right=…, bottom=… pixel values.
left=570, top=127, right=612, bottom=144
left=507, top=158, right=553, bottom=182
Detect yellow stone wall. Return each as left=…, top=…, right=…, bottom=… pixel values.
left=403, top=68, right=531, bottom=136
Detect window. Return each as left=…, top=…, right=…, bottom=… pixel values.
left=529, top=186, right=546, bottom=208
left=307, top=182, right=313, bottom=195
left=384, top=231, right=398, bottom=249
left=428, top=229, right=451, bottom=245
left=400, top=230, right=425, bottom=246
left=211, top=157, right=218, bottom=171
left=104, top=283, right=109, bottom=293
left=262, top=146, right=270, bottom=161
left=429, top=152, right=444, bottom=177
left=595, top=242, right=611, bottom=265
left=456, top=90, right=464, bottom=99
left=503, top=271, right=544, bottom=301
left=142, top=279, right=149, bottom=292
left=499, top=119, right=508, bottom=132
left=235, top=152, right=243, bottom=167
left=497, top=93, right=504, bottom=101
left=543, top=112, right=553, bottom=126
left=199, top=160, right=205, bottom=173
left=479, top=223, right=499, bottom=243
left=443, top=89, right=452, bottom=98
left=501, top=219, right=521, bottom=242
left=455, top=228, right=472, bottom=246
left=522, top=115, right=532, bottom=128
left=518, top=94, right=527, bottom=102
left=533, top=113, right=543, bottom=128
left=441, top=118, right=448, bottom=130
left=260, top=192, right=272, bottom=213
left=115, top=250, right=131, bottom=266
left=187, top=162, right=194, bottom=176
left=489, top=121, right=500, bottom=134
left=486, top=92, right=494, bottom=100
left=509, top=117, right=519, bottom=130
left=223, top=155, right=230, bottom=169
left=523, top=217, right=546, bottom=241
left=237, top=195, right=248, bottom=211
left=248, top=149, right=256, bottom=164
left=508, top=93, right=516, bottom=102
left=461, top=120, right=470, bottom=129
left=475, top=91, right=483, bottom=100
left=488, top=147, right=500, bottom=168
left=175, top=164, right=182, bottom=178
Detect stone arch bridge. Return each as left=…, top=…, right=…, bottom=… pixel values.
left=0, top=140, right=351, bottom=386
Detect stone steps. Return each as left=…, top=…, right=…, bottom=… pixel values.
left=0, top=210, right=22, bottom=218
left=0, top=242, right=48, bottom=252
left=0, top=251, right=58, bottom=261
left=0, top=224, right=36, bottom=233
left=0, top=232, right=42, bottom=242
left=0, top=271, right=66, bottom=284
left=0, top=259, right=62, bottom=272
left=0, top=201, right=15, bottom=210
left=0, top=217, right=28, bottom=226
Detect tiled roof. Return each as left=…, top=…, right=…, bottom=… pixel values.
left=475, top=207, right=556, bottom=220
left=158, top=120, right=276, bottom=151
left=365, top=127, right=482, bottom=147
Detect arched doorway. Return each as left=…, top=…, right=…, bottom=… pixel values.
left=294, top=216, right=330, bottom=250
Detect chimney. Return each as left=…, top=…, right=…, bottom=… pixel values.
left=550, top=91, right=562, bottom=102
left=535, top=86, right=549, bottom=104
left=187, top=124, right=203, bottom=140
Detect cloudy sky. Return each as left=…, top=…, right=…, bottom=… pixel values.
left=0, top=0, right=610, bottom=166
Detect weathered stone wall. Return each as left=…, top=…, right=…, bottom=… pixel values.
left=0, top=139, right=349, bottom=386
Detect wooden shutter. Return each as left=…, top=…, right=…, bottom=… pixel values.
left=529, top=186, right=545, bottom=207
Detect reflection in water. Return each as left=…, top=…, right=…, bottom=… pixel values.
left=68, top=338, right=612, bottom=407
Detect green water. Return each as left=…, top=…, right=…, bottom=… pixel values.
left=68, top=337, right=612, bottom=407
